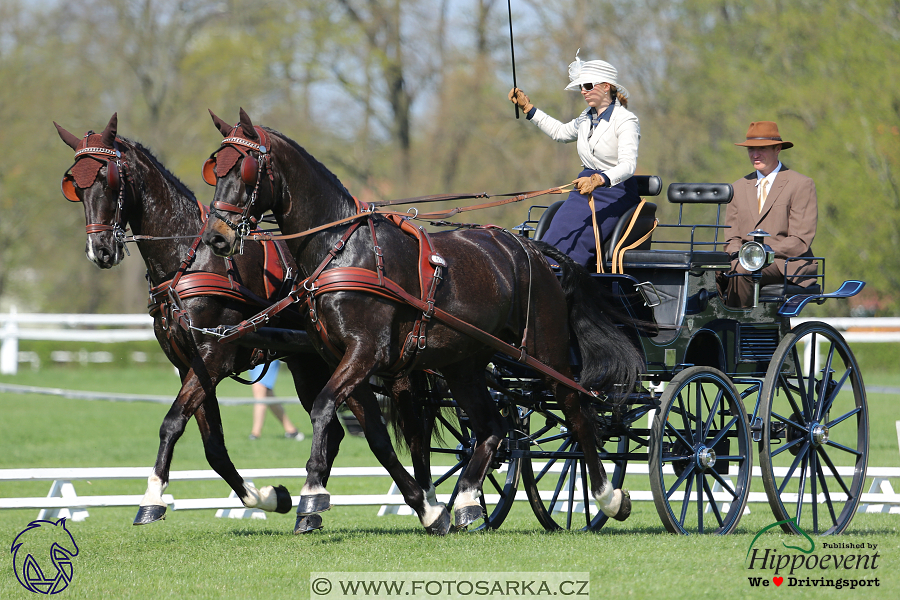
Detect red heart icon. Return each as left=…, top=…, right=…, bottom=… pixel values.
left=773, top=577, right=783, bottom=586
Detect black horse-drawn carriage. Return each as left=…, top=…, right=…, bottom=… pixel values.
left=427, top=176, right=867, bottom=536
left=58, top=112, right=867, bottom=537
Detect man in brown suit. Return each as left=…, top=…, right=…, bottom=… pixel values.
left=718, top=121, right=818, bottom=307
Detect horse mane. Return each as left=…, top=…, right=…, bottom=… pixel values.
left=122, top=136, right=197, bottom=202
left=263, top=127, right=354, bottom=200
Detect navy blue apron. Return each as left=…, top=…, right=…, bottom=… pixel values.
left=540, top=169, right=640, bottom=269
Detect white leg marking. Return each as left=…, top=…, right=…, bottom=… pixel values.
left=593, top=480, right=623, bottom=517
left=300, top=482, right=328, bottom=497
left=418, top=485, right=447, bottom=528
left=455, top=489, right=482, bottom=508
left=139, top=475, right=168, bottom=507
left=241, top=483, right=279, bottom=511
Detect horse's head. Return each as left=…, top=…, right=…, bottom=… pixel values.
left=201, top=108, right=279, bottom=257
left=55, top=113, right=130, bottom=269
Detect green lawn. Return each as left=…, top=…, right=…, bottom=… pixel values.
left=1, top=361, right=898, bottom=599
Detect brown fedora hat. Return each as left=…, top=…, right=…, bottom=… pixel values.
left=734, top=121, right=793, bottom=149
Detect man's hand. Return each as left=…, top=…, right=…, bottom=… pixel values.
left=508, top=88, right=533, bottom=114
left=573, top=173, right=605, bottom=195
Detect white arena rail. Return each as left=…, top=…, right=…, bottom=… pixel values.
left=1, top=464, right=897, bottom=522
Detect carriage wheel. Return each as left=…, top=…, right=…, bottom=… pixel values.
left=759, top=322, right=868, bottom=535
left=649, top=366, right=752, bottom=534
left=428, top=393, right=524, bottom=531
left=519, top=409, right=629, bottom=532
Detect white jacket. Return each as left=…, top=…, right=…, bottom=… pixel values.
left=530, top=100, right=640, bottom=187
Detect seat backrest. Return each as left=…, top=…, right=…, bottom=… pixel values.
left=533, top=200, right=564, bottom=241
left=634, top=175, right=662, bottom=197
left=603, top=201, right=658, bottom=256
left=667, top=182, right=733, bottom=204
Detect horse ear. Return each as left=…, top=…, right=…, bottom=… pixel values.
left=208, top=109, right=232, bottom=137
left=238, top=107, right=259, bottom=141
left=100, top=113, right=117, bottom=148
left=54, top=122, right=81, bottom=150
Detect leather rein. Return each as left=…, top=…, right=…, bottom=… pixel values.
left=202, top=130, right=596, bottom=397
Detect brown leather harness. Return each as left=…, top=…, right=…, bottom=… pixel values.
left=203, top=126, right=597, bottom=396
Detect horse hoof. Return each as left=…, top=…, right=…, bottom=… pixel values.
left=133, top=505, right=167, bottom=525
left=424, top=508, right=451, bottom=536
left=612, top=490, right=632, bottom=522
left=296, top=493, right=331, bottom=515
left=294, top=513, right=324, bottom=534
left=274, top=485, right=292, bottom=514
left=454, top=504, right=484, bottom=530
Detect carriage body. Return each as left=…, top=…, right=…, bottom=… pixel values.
left=482, top=179, right=869, bottom=535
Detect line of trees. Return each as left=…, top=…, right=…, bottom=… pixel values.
left=0, top=0, right=896, bottom=314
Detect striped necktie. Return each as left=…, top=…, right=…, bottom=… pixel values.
left=758, top=179, right=769, bottom=213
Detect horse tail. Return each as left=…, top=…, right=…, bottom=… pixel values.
left=532, top=241, right=644, bottom=398
left=385, top=371, right=448, bottom=452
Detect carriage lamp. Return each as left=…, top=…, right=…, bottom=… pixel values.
left=738, top=230, right=775, bottom=272
left=738, top=230, right=775, bottom=307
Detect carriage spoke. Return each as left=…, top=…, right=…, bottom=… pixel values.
left=581, top=460, right=592, bottom=529
left=772, top=411, right=807, bottom=435
left=824, top=439, right=862, bottom=457
left=676, top=395, right=697, bottom=445
left=664, top=421, right=695, bottom=453
left=436, top=413, right=470, bottom=446
left=778, top=374, right=809, bottom=427
left=771, top=434, right=808, bottom=458
left=707, top=416, right=739, bottom=449
left=778, top=441, right=811, bottom=495
left=566, top=455, right=578, bottom=530
left=486, top=472, right=505, bottom=496
left=815, top=451, right=839, bottom=528
left=708, top=469, right=739, bottom=499
left=696, top=471, right=704, bottom=534
left=678, top=470, right=695, bottom=525
left=702, top=389, right=723, bottom=442
left=795, top=453, right=810, bottom=527
left=816, top=446, right=853, bottom=497
left=826, top=407, right=862, bottom=430
left=432, top=460, right=465, bottom=487
left=535, top=438, right=572, bottom=485
left=804, top=334, right=818, bottom=417
left=702, top=476, right=725, bottom=528
left=810, top=446, right=819, bottom=533
left=667, top=462, right=696, bottom=500
left=547, top=458, right=574, bottom=515
left=813, top=343, right=837, bottom=421
left=817, top=367, right=851, bottom=423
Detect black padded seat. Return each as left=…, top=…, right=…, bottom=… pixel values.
left=534, top=200, right=564, bottom=241
left=759, top=282, right=822, bottom=302
left=618, top=250, right=731, bottom=270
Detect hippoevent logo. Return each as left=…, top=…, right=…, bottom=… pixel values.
left=10, top=518, right=80, bottom=594
left=745, top=519, right=880, bottom=590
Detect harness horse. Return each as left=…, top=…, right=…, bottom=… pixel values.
left=200, top=109, right=644, bottom=534
left=55, top=114, right=349, bottom=531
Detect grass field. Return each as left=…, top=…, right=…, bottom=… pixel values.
left=1, top=356, right=898, bottom=599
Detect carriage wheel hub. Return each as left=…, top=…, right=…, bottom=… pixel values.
left=697, top=446, right=716, bottom=470
left=811, top=423, right=830, bottom=446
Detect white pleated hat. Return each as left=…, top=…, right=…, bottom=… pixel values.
left=565, top=50, right=629, bottom=99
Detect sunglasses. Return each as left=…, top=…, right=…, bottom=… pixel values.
left=580, top=82, right=606, bottom=92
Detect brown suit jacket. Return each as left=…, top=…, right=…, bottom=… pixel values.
left=723, top=165, right=818, bottom=284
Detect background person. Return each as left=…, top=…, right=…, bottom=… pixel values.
left=246, top=360, right=304, bottom=441
left=718, top=121, right=818, bottom=307
left=508, top=51, right=641, bottom=270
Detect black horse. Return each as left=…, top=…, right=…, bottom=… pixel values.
left=201, top=109, right=644, bottom=533
left=55, top=114, right=349, bottom=531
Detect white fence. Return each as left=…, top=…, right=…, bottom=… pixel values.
left=2, top=463, right=898, bottom=522
left=4, top=311, right=899, bottom=375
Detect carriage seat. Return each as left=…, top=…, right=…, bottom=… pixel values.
left=533, top=175, right=662, bottom=265
left=759, top=282, right=822, bottom=302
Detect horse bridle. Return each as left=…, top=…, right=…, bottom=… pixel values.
left=202, top=125, right=274, bottom=252
left=61, top=136, right=133, bottom=253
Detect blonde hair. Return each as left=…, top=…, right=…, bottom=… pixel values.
left=610, top=85, right=628, bottom=108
